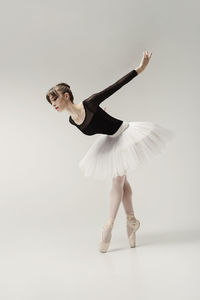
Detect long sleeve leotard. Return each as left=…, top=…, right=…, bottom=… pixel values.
left=69, top=68, right=138, bottom=136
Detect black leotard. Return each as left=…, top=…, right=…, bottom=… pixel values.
left=69, top=69, right=138, bottom=136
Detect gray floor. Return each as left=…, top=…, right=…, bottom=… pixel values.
left=0, top=222, right=199, bottom=300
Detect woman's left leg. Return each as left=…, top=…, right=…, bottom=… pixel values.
left=99, top=174, right=126, bottom=252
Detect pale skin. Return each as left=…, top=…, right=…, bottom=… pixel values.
left=48, top=50, right=152, bottom=238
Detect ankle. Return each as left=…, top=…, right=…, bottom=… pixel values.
left=105, top=218, right=115, bottom=228
left=126, top=213, right=136, bottom=220
left=107, top=217, right=115, bottom=223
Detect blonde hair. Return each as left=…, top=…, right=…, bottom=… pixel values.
left=46, top=83, right=74, bottom=104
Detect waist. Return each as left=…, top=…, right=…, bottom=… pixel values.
left=109, top=121, right=130, bottom=138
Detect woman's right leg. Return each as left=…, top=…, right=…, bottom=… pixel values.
left=121, top=175, right=140, bottom=247
left=121, top=175, right=136, bottom=217
left=108, top=174, right=126, bottom=221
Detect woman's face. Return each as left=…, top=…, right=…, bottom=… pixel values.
left=49, top=91, right=69, bottom=112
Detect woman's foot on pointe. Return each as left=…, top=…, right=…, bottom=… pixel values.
left=98, top=218, right=114, bottom=253
left=126, top=214, right=140, bottom=248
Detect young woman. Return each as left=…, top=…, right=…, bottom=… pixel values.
left=46, top=51, right=174, bottom=253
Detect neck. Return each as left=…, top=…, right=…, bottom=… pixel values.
left=65, top=101, right=82, bottom=117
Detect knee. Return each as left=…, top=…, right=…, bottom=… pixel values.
left=112, top=174, right=126, bottom=187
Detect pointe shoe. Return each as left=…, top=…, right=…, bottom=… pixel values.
left=98, top=218, right=114, bottom=253
left=126, top=214, right=140, bottom=248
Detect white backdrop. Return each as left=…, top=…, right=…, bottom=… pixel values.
left=1, top=0, right=199, bottom=299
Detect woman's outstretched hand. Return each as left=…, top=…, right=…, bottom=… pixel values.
left=136, top=50, right=152, bottom=74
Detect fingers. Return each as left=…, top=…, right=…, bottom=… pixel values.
left=143, top=50, right=152, bottom=60
left=147, top=50, right=152, bottom=58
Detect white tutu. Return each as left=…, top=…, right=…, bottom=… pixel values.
left=79, top=121, right=174, bottom=181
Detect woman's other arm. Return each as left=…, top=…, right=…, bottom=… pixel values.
left=85, top=51, right=152, bottom=108
left=85, top=68, right=138, bottom=107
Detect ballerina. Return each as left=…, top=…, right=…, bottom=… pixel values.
left=46, top=51, right=173, bottom=253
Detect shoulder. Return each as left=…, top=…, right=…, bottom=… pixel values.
left=83, top=96, right=98, bottom=113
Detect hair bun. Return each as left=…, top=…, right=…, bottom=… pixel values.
left=56, top=83, right=70, bottom=89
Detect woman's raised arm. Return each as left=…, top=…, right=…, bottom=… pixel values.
left=85, top=68, right=138, bottom=108
left=85, top=50, right=152, bottom=108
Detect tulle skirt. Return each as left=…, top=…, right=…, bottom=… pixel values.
left=78, top=121, right=174, bottom=181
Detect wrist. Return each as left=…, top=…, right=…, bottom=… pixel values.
left=135, top=66, right=145, bottom=74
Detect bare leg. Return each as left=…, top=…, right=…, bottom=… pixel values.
left=121, top=175, right=140, bottom=247
left=121, top=175, right=136, bottom=218
left=108, top=174, right=126, bottom=220
left=99, top=174, right=126, bottom=252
